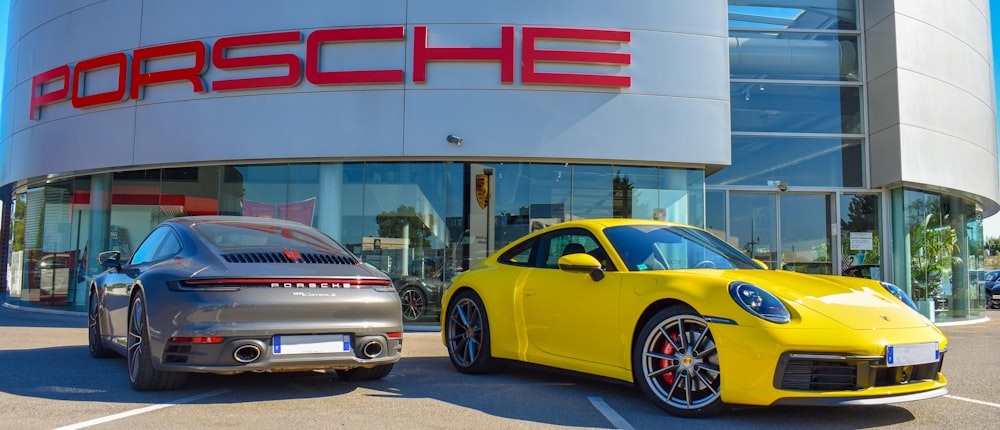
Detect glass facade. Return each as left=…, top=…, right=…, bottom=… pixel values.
left=711, top=0, right=988, bottom=322
left=5, top=162, right=703, bottom=326
left=891, top=189, right=986, bottom=322
left=3, top=0, right=993, bottom=324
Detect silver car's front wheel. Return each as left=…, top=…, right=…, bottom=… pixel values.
left=633, top=305, right=726, bottom=418
left=126, top=294, right=185, bottom=391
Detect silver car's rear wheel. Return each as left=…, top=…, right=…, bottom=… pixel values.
left=633, top=305, right=726, bottom=418
left=127, top=294, right=185, bottom=391
left=444, top=290, right=501, bottom=374
left=88, top=290, right=115, bottom=358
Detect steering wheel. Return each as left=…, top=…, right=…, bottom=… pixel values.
left=694, top=260, right=717, bottom=269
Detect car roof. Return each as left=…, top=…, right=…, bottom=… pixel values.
left=537, top=218, right=688, bottom=232
left=163, top=215, right=309, bottom=228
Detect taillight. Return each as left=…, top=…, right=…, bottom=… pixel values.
left=386, top=332, right=403, bottom=339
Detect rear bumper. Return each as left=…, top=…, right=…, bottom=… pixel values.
left=154, top=332, right=402, bottom=374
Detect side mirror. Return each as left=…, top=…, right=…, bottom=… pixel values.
left=98, top=251, right=122, bottom=269
left=752, top=259, right=769, bottom=270
left=557, top=253, right=605, bottom=281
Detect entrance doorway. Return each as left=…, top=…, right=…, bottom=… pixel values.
left=728, top=192, right=834, bottom=274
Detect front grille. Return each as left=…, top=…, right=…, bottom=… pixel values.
left=775, top=352, right=945, bottom=391
left=222, top=252, right=357, bottom=265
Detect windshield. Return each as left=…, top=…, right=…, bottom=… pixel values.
left=604, top=224, right=761, bottom=271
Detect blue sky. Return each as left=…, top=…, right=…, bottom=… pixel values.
left=984, top=0, right=1000, bottom=238
left=0, top=2, right=999, bottom=235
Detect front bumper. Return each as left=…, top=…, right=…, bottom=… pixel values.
left=711, top=324, right=948, bottom=407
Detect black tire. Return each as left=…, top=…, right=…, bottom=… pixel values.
left=632, top=305, right=727, bottom=418
left=444, top=290, right=501, bottom=374
left=127, top=294, right=186, bottom=391
left=88, top=290, right=116, bottom=358
left=335, top=364, right=394, bottom=381
left=400, top=286, right=426, bottom=322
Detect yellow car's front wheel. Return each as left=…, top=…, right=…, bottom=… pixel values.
left=633, top=305, right=726, bottom=418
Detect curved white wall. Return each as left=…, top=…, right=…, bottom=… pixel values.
left=865, top=0, right=1000, bottom=212
left=0, top=0, right=730, bottom=186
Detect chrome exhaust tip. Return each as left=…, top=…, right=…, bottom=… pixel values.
left=361, top=340, right=384, bottom=358
left=233, top=344, right=262, bottom=363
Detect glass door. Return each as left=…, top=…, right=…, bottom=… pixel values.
left=780, top=194, right=833, bottom=275
left=729, top=193, right=778, bottom=268
left=728, top=192, right=833, bottom=273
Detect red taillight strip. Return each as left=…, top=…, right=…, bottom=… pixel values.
left=387, top=332, right=403, bottom=339
left=168, top=336, right=225, bottom=344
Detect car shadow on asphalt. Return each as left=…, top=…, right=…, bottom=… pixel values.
left=0, top=344, right=921, bottom=430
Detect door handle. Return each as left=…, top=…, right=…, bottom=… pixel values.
left=523, top=289, right=535, bottom=296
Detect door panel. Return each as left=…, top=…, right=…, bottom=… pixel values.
left=780, top=194, right=833, bottom=274
left=521, top=268, right=622, bottom=367
left=729, top=193, right=777, bottom=268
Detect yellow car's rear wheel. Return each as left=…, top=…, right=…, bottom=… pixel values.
left=444, top=290, right=502, bottom=374
left=633, top=305, right=726, bottom=418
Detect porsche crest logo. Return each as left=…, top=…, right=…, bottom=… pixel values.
left=476, top=174, right=490, bottom=209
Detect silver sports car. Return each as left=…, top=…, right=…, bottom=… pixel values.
left=88, top=216, right=403, bottom=391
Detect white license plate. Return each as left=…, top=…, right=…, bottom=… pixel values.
left=886, top=342, right=939, bottom=367
left=992, top=294, right=1000, bottom=299
left=273, top=334, right=350, bottom=355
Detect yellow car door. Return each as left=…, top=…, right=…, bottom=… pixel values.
left=519, top=231, right=625, bottom=369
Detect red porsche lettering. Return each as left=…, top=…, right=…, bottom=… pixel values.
left=29, top=25, right=631, bottom=120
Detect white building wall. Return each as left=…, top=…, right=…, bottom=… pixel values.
left=0, top=0, right=731, bottom=185
left=865, top=0, right=1000, bottom=213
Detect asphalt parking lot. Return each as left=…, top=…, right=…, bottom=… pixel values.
left=1, top=305, right=997, bottom=430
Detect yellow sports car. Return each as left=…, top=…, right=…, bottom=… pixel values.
left=440, top=219, right=947, bottom=418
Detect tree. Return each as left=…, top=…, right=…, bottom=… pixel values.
left=375, top=205, right=433, bottom=248
left=612, top=171, right=635, bottom=218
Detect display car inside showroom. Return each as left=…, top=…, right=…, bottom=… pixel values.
left=2, top=0, right=997, bottom=326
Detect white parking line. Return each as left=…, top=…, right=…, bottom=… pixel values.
left=946, top=394, right=1000, bottom=408
left=53, top=389, right=232, bottom=430
left=588, top=396, right=635, bottom=430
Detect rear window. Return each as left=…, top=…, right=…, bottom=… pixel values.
left=192, top=221, right=344, bottom=253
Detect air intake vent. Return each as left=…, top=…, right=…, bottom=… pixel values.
left=780, top=359, right=857, bottom=391
left=222, top=252, right=358, bottom=265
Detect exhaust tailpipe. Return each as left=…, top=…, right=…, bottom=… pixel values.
left=361, top=340, right=384, bottom=358
left=233, top=344, right=263, bottom=363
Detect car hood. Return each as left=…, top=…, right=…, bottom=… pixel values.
left=711, top=269, right=931, bottom=330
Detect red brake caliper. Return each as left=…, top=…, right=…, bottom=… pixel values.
left=660, top=333, right=678, bottom=384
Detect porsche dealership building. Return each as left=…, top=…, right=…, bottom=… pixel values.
left=2, top=0, right=997, bottom=324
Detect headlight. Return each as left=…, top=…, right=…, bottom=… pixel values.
left=729, top=282, right=791, bottom=324
left=880, top=282, right=919, bottom=312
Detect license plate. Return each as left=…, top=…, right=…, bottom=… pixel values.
left=993, top=294, right=1000, bottom=299
left=886, top=342, right=939, bottom=367
left=273, top=334, right=350, bottom=355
